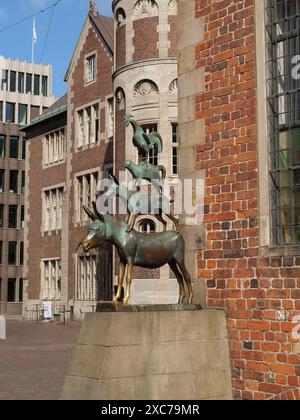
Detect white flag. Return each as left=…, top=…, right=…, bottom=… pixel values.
left=33, top=19, right=37, bottom=44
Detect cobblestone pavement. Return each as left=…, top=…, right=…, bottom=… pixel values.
left=0, top=320, right=81, bottom=400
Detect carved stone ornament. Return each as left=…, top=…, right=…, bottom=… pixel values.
left=169, top=79, right=178, bottom=93
left=134, top=80, right=159, bottom=97
left=168, top=0, right=177, bottom=13
left=133, top=0, right=158, bottom=18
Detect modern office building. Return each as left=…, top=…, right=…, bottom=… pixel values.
left=0, top=56, right=54, bottom=316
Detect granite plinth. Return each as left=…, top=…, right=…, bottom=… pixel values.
left=61, top=309, right=233, bottom=400
left=96, top=302, right=202, bottom=312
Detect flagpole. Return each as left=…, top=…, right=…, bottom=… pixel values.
left=32, top=19, right=36, bottom=63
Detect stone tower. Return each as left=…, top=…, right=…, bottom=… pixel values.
left=112, top=0, right=179, bottom=302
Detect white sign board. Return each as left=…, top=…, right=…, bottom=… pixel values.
left=0, top=316, right=6, bottom=340
left=43, top=302, right=52, bottom=320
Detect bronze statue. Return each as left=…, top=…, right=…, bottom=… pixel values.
left=78, top=113, right=193, bottom=305
left=124, top=114, right=163, bottom=162
left=81, top=204, right=193, bottom=305
left=101, top=174, right=179, bottom=232
left=125, top=160, right=166, bottom=192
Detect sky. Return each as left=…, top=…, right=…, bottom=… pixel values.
left=0, top=0, right=113, bottom=98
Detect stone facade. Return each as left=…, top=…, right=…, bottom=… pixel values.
left=178, top=0, right=300, bottom=400
left=0, top=57, right=54, bottom=317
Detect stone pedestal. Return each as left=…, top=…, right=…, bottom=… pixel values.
left=61, top=304, right=233, bottom=400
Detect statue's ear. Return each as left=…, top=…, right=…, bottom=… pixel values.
left=92, top=201, right=105, bottom=223
left=83, top=206, right=96, bottom=221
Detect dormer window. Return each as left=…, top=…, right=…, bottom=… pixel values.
left=85, top=54, right=96, bottom=84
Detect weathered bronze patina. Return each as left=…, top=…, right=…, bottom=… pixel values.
left=101, top=174, right=179, bottom=232
left=78, top=113, right=193, bottom=305
left=82, top=206, right=193, bottom=305
left=124, top=113, right=163, bottom=162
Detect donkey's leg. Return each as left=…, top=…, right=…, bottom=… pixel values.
left=169, top=261, right=186, bottom=304
left=123, top=260, right=134, bottom=305
left=126, top=214, right=137, bottom=232
left=113, top=262, right=126, bottom=303
left=125, top=213, right=130, bottom=224
left=177, top=261, right=193, bottom=304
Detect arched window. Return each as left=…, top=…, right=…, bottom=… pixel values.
left=139, top=219, right=156, bottom=233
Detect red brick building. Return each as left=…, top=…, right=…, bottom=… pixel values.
left=178, top=0, right=300, bottom=400
left=23, top=0, right=180, bottom=318
left=22, top=8, right=114, bottom=319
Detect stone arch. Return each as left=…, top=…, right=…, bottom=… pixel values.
left=133, top=79, right=159, bottom=97
left=168, top=0, right=177, bottom=14
left=115, top=7, right=126, bottom=26
left=115, top=87, right=126, bottom=111
left=139, top=218, right=156, bottom=233
left=133, top=0, right=159, bottom=19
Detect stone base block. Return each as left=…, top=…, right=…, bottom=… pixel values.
left=61, top=306, right=233, bottom=400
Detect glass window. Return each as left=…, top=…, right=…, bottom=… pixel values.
left=140, top=124, right=158, bottom=164
left=7, top=278, right=16, bottom=302
left=20, top=243, right=24, bottom=266
left=19, top=279, right=23, bottom=302
left=9, top=170, right=18, bottom=193
left=86, top=55, right=96, bottom=83
left=266, top=0, right=300, bottom=245
left=0, top=205, right=3, bottom=227
left=42, top=76, right=48, bottom=96
left=0, top=170, right=4, bottom=193
left=18, top=104, right=27, bottom=126
left=139, top=219, right=156, bottom=233
left=10, top=71, right=16, bottom=92
left=0, top=242, right=2, bottom=264
left=22, top=139, right=26, bottom=160
left=9, top=205, right=18, bottom=228
left=34, top=75, right=40, bottom=95
left=1, top=69, right=8, bottom=90
left=8, top=242, right=17, bottom=265
left=21, top=171, right=25, bottom=195
left=0, top=101, right=3, bottom=122
left=21, top=205, right=25, bottom=229
left=26, top=73, right=32, bottom=94
left=172, top=123, right=179, bottom=176
left=0, top=135, right=5, bottom=157
left=6, top=102, right=15, bottom=123
left=10, top=136, right=19, bottom=159
left=18, top=72, right=24, bottom=93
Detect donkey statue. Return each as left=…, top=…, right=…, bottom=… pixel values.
left=101, top=174, right=179, bottom=232
left=80, top=203, right=193, bottom=305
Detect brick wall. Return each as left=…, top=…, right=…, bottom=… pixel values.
left=133, top=17, right=159, bottom=62
left=26, top=117, right=67, bottom=300
left=168, top=15, right=177, bottom=57
left=194, top=0, right=300, bottom=400
left=116, top=25, right=126, bottom=68
left=68, top=24, right=113, bottom=300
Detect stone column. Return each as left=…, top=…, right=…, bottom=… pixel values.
left=178, top=0, right=206, bottom=307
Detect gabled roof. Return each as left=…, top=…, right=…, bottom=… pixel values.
left=90, top=13, right=114, bottom=53
left=64, top=12, right=114, bottom=82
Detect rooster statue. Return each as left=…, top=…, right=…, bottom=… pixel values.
left=124, top=114, right=163, bottom=162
